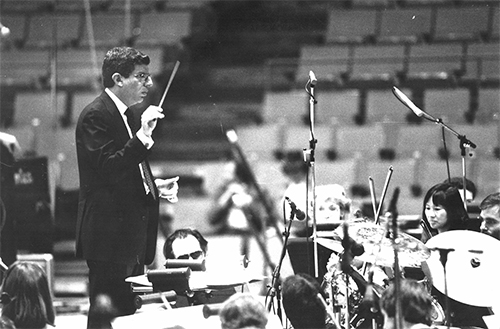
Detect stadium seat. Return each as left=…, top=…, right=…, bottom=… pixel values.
left=326, top=8, right=378, bottom=44
left=376, top=7, right=433, bottom=44
left=423, top=88, right=470, bottom=124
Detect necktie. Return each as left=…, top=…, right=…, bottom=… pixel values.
left=125, top=108, right=157, bottom=200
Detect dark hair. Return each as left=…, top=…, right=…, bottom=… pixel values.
left=219, top=293, right=268, bottom=329
left=480, top=192, right=500, bottom=212
left=379, top=279, right=433, bottom=326
left=421, top=182, right=468, bottom=237
left=102, top=47, right=150, bottom=88
left=1, top=261, right=55, bottom=328
left=163, top=228, right=208, bottom=260
left=282, top=273, right=326, bottom=329
left=443, top=176, right=477, bottom=199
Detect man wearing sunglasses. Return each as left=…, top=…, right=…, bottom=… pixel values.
left=163, top=228, right=208, bottom=261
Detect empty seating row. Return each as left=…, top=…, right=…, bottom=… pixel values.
left=262, top=87, right=500, bottom=126
left=0, top=0, right=207, bottom=13
left=233, top=121, right=500, bottom=163
left=296, top=41, right=500, bottom=86
left=325, top=3, right=499, bottom=45
left=0, top=46, right=167, bottom=87
left=0, top=9, right=192, bottom=49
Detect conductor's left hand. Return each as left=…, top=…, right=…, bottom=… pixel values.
left=155, top=176, right=180, bottom=203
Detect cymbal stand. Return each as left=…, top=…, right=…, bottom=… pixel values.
left=386, top=187, right=402, bottom=329
left=304, top=71, right=319, bottom=277
left=436, top=248, right=454, bottom=329
left=265, top=205, right=295, bottom=321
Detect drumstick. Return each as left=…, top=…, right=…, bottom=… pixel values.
left=375, top=166, right=394, bottom=225
left=369, top=176, right=377, bottom=220
left=158, top=60, right=180, bottom=108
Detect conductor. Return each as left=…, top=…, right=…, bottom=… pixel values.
left=75, top=47, right=179, bottom=329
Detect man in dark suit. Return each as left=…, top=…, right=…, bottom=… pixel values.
left=75, top=47, right=179, bottom=328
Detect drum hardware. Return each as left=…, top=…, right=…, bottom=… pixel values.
left=425, top=230, right=500, bottom=308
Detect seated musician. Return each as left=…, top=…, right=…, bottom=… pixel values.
left=479, top=192, right=500, bottom=241
left=420, top=182, right=468, bottom=244
left=419, top=183, right=490, bottom=328
left=379, top=279, right=434, bottom=329
left=282, top=273, right=335, bottom=329
left=219, top=293, right=268, bottom=329
left=163, top=228, right=236, bottom=306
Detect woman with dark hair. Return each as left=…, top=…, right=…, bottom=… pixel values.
left=420, top=182, right=468, bottom=243
left=0, top=261, right=55, bottom=328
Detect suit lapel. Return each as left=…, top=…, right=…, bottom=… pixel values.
left=100, top=92, right=131, bottom=145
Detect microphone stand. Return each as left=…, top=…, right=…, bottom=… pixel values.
left=418, top=116, right=475, bottom=211
left=266, top=204, right=295, bottom=322
left=392, top=86, right=476, bottom=210
left=304, top=73, right=318, bottom=278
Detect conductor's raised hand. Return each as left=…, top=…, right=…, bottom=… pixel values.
left=141, top=105, right=164, bottom=137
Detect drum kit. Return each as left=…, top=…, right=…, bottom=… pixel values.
left=317, top=218, right=500, bottom=329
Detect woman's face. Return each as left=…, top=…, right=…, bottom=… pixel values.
left=425, top=197, right=449, bottom=232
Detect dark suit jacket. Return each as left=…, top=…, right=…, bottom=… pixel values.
left=75, top=92, right=159, bottom=266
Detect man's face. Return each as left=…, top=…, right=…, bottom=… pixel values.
left=171, top=235, right=205, bottom=261
left=120, top=64, right=153, bottom=106
left=480, top=205, right=500, bottom=240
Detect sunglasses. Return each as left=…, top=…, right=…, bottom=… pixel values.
left=176, top=250, right=203, bottom=260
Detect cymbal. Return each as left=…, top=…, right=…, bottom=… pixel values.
left=315, top=237, right=343, bottom=253
left=425, top=230, right=500, bottom=307
left=335, top=221, right=430, bottom=268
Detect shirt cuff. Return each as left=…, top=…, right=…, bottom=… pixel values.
left=136, top=129, right=154, bottom=149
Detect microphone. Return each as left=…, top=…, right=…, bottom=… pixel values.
left=285, top=197, right=306, bottom=220
left=341, top=222, right=364, bottom=257
left=309, top=70, right=317, bottom=87
left=341, top=222, right=353, bottom=273
left=392, top=86, right=436, bottom=122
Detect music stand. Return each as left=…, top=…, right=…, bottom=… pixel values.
left=287, top=237, right=332, bottom=280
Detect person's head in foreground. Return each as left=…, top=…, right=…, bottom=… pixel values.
left=163, top=228, right=208, bottom=261
left=219, top=293, right=268, bottom=329
left=0, top=261, right=55, bottom=329
left=379, top=279, right=433, bottom=329
left=282, top=273, right=326, bottom=329
left=479, top=192, right=500, bottom=240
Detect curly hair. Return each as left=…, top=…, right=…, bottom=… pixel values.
left=379, top=279, right=433, bottom=326
left=219, top=293, right=268, bottom=329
